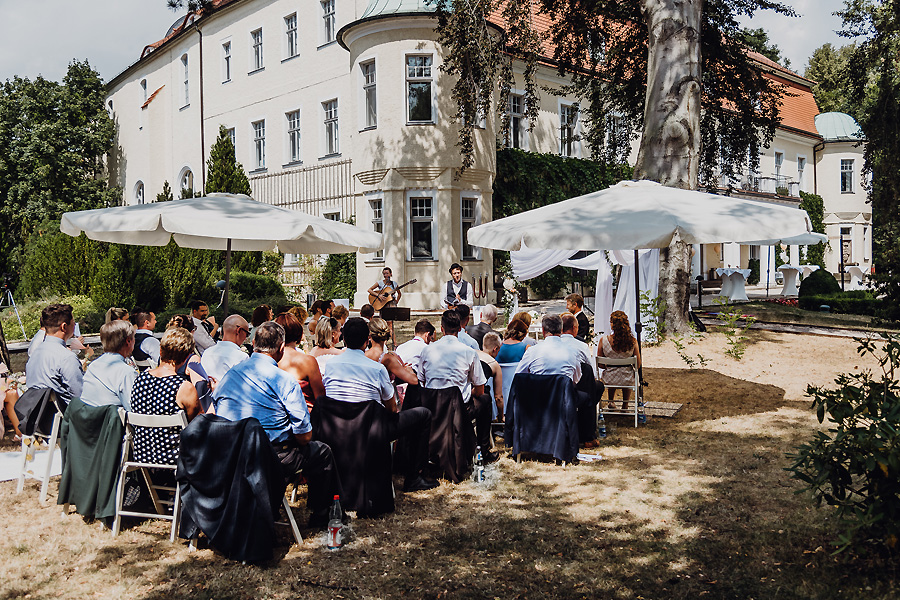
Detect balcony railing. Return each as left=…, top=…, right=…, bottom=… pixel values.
left=739, top=174, right=800, bottom=197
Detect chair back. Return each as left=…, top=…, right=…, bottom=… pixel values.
left=596, top=356, right=637, bottom=368
left=506, top=373, right=579, bottom=462
left=498, top=363, right=518, bottom=418
left=134, top=358, right=158, bottom=372
left=125, top=410, right=188, bottom=466
left=404, top=386, right=475, bottom=483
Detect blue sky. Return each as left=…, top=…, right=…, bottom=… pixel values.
left=0, top=0, right=852, bottom=84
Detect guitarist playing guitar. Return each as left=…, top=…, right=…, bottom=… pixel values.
left=367, top=267, right=416, bottom=347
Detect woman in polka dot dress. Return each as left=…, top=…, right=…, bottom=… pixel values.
left=129, top=327, right=201, bottom=464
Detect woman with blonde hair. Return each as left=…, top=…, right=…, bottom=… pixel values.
left=365, top=318, right=418, bottom=407
left=598, top=310, right=641, bottom=410
left=309, top=316, right=343, bottom=371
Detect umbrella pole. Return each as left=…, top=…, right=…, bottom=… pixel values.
left=633, top=249, right=642, bottom=348
left=766, top=245, right=771, bottom=298
left=224, top=238, right=232, bottom=316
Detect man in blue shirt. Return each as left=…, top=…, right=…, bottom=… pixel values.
left=25, top=303, right=84, bottom=404
left=215, top=321, right=343, bottom=528
left=323, top=317, right=437, bottom=492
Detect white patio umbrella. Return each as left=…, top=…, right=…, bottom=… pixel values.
left=467, top=180, right=817, bottom=345
left=61, top=193, right=383, bottom=313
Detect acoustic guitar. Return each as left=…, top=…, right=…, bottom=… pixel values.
left=368, top=279, right=416, bottom=311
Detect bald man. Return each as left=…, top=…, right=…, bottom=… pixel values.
left=200, top=314, right=251, bottom=382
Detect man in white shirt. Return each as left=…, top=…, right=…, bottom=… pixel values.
left=455, top=305, right=480, bottom=351
left=560, top=313, right=597, bottom=378
left=190, top=300, right=218, bottom=355
left=419, top=310, right=496, bottom=462
left=323, top=317, right=437, bottom=492
left=395, top=319, right=435, bottom=377
left=200, top=314, right=250, bottom=383
left=130, top=308, right=160, bottom=368
left=516, top=314, right=582, bottom=383
left=440, top=263, right=473, bottom=309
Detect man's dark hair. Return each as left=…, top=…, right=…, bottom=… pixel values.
left=130, top=307, right=152, bottom=329
left=414, top=318, right=436, bottom=336
left=449, top=262, right=463, bottom=273
left=441, top=310, right=461, bottom=334
left=359, top=304, right=375, bottom=319
left=455, top=304, right=470, bottom=322
left=565, top=293, right=584, bottom=309
left=253, top=321, right=285, bottom=354
left=342, top=317, right=370, bottom=350
left=542, top=314, right=563, bottom=336
left=189, top=300, right=208, bottom=312
left=42, top=303, right=74, bottom=332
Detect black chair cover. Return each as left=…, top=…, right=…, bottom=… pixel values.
left=505, top=373, right=580, bottom=463
left=176, top=415, right=286, bottom=563
left=575, top=361, right=602, bottom=443
left=15, top=388, right=63, bottom=437
left=311, top=397, right=394, bottom=516
left=399, top=386, right=475, bottom=483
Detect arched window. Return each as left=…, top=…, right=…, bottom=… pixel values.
left=134, top=181, right=145, bottom=205
left=179, top=168, right=194, bottom=197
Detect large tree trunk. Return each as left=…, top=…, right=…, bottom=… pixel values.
left=634, top=0, right=703, bottom=334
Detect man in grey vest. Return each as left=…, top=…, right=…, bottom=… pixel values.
left=440, top=262, right=473, bottom=309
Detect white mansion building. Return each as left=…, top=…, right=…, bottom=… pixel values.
left=105, top=0, right=870, bottom=308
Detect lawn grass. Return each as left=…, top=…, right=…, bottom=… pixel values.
left=1, top=330, right=898, bottom=599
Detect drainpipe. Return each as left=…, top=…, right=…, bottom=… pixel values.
left=812, top=139, right=825, bottom=195
left=198, top=26, right=206, bottom=191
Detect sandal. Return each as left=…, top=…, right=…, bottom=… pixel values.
left=583, top=440, right=600, bottom=449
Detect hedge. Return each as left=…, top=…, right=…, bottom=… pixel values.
left=798, top=292, right=882, bottom=316
left=798, top=269, right=841, bottom=297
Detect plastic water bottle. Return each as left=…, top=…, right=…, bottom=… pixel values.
left=638, top=401, right=647, bottom=425
left=473, top=446, right=485, bottom=483
left=597, top=413, right=607, bottom=439
left=327, top=495, right=343, bottom=550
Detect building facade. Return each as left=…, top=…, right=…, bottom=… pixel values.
left=105, top=1, right=870, bottom=308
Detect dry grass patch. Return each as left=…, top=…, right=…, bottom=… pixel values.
left=1, top=330, right=898, bottom=599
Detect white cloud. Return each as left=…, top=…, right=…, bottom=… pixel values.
left=0, top=0, right=181, bottom=83
left=737, top=0, right=858, bottom=75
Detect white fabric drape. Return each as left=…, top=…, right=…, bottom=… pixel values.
left=511, top=242, right=578, bottom=280
left=610, top=249, right=660, bottom=342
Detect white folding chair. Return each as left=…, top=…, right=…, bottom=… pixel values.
left=112, top=410, right=188, bottom=542
left=16, top=404, right=64, bottom=504
left=499, top=363, right=518, bottom=419
left=133, top=358, right=158, bottom=372
left=597, top=356, right=640, bottom=427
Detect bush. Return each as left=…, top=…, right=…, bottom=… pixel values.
left=228, top=271, right=286, bottom=300
left=0, top=294, right=102, bottom=340
left=19, top=220, right=102, bottom=298
left=311, top=253, right=356, bottom=302
left=747, top=258, right=760, bottom=285
left=799, top=269, right=841, bottom=297
left=798, top=293, right=882, bottom=316
left=787, top=334, right=900, bottom=552
left=527, top=265, right=570, bottom=299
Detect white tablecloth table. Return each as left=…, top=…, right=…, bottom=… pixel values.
left=716, top=268, right=751, bottom=302
left=777, top=265, right=802, bottom=296
left=845, top=266, right=866, bottom=290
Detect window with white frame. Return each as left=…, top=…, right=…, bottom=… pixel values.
left=285, top=14, right=298, bottom=58
left=508, top=94, right=525, bottom=149
left=797, top=156, right=806, bottom=189
left=323, top=99, right=339, bottom=155
left=841, top=159, right=854, bottom=193
left=322, top=0, right=335, bottom=44
left=370, top=198, right=384, bottom=259
left=180, top=169, right=194, bottom=196
left=461, top=195, right=481, bottom=260
left=361, top=60, right=377, bottom=128
left=286, top=110, right=301, bottom=163
left=226, top=127, right=236, bottom=149
left=324, top=211, right=341, bottom=221
left=774, top=151, right=784, bottom=178
left=251, top=28, right=264, bottom=71
left=406, top=55, right=433, bottom=123
left=409, top=195, right=435, bottom=260
left=560, top=103, right=578, bottom=156
left=222, top=41, right=232, bottom=82
left=181, top=54, right=189, bottom=106
left=252, top=120, right=266, bottom=169
left=135, top=181, right=145, bottom=205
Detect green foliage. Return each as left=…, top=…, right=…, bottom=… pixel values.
left=228, top=271, right=286, bottom=301
left=205, top=125, right=252, bottom=196
left=0, top=61, right=118, bottom=280
left=714, top=296, right=755, bottom=360
left=799, top=191, right=827, bottom=269
left=798, top=292, right=882, bottom=316
left=740, top=27, right=790, bottom=68
left=527, top=266, right=569, bottom=300
left=799, top=269, right=842, bottom=297
left=0, top=294, right=100, bottom=340
left=494, top=149, right=632, bottom=218
left=19, top=220, right=102, bottom=298
left=804, top=43, right=860, bottom=119
left=639, top=289, right=666, bottom=345
left=747, top=258, right=760, bottom=285
left=157, top=181, right=174, bottom=203
left=312, top=253, right=356, bottom=302
left=671, top=322, right=709, bottom=369
left=787, top=334, right=900, bottom=553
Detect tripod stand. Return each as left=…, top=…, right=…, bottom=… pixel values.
left=0, top=283, right=27, bottom=341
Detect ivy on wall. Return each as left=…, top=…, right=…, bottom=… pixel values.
left=799, top=190, right=827, bottom=269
